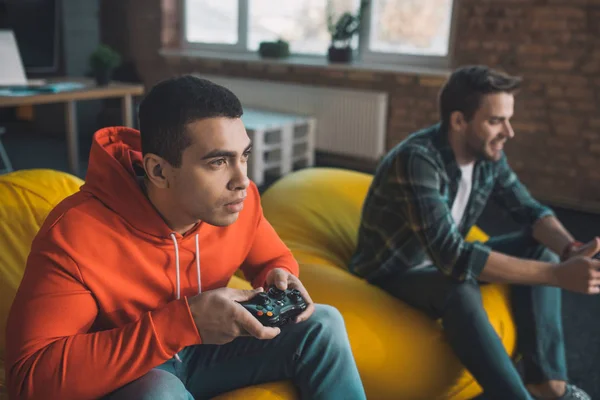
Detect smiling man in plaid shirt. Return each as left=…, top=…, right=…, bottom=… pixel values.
left=350, top=65, right=599, bottom=400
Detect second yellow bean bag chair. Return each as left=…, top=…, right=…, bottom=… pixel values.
left=261, top=167, right=515, bottom=400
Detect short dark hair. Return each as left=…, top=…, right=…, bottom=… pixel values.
left=138, top=75, right=243, bottom=167
left=439, top=65, right=522, bottom=129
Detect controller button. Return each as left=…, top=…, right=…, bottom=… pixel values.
left=257, top=311, right=264, bottom=316
left=266, top=311, right=273, bottom=317
left=266, top=306, right=273, bottom=311
left=256, top=306, right=263, bottom=310
left=287, top=292, right=302, bottom=303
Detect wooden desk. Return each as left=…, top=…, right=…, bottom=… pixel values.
left=0, top=78, right=145, bottom=176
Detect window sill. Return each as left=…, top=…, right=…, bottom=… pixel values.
left=159, top=48, right=451, bottom=78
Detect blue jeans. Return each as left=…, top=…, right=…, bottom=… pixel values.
left=371, top=231, right=568, bottom=400
left=104, top=304, right=366, bottom=400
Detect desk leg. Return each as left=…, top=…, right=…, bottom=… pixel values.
left=65, top=101, right=79, bottom=176
left=122, top=94, right=133, bottom=127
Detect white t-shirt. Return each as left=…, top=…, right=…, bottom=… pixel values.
left=451, top=163, right=475, bottom=227
left=415, top=163, right=474, bottom=268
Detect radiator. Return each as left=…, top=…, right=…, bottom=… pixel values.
left=197, top=74, right=388, bottom=161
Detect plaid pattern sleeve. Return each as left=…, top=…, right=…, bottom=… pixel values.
left=397, top=150, right=491, bottom=281
left=492, top=154, right=555, bottom=225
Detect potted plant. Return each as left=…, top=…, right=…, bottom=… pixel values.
left=89, top=44, right=122, bottom=86
left=327, top=0, right=368, bottom=63
left=258, top=39, right=290, bottom=59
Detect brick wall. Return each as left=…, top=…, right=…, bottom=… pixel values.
left=454, top=1, right=600, bottom=211
left=100, top=0, right=600, bottom=211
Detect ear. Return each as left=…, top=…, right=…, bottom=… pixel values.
left=449, top=111, right=468, bottom=133
left=143, top=153, right=171, bottom=189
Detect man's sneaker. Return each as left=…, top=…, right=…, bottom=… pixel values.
left=562, top=385, right=591, bottom=400
left=535, top=384, right=591, bottom=400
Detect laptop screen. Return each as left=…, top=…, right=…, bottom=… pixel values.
left=0, top=30, right=28, bottom=86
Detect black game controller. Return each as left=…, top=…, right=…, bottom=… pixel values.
left=239, top=286, right=308, bottom=327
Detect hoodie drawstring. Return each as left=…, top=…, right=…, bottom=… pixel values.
left=170, top=233, right=181, bottom=301
left=169, top=233, right=202, bottom=300
left=195, top=234, right=202, bottom=293
left=169, top=233, right=202, bottom=362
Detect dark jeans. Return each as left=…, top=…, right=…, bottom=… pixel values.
left=372, top=231, right=568, bottom=400
left=103, top=304, right=366, bottom=400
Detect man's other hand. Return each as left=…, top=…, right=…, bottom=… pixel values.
left=553, top=256, right=600, bottom=295
left=566, top=237, right=600, bottom=260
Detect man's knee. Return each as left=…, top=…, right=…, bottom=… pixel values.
left=538, top=247, right=560, bottom=263
left=105, top=369, right=190, bottom=400
left=301, top=304, right=349, bottom=350
left=443, top=280, right=485, bottom=317
left=488, top=230, right=559, bottom=263
left=522, top=231, right=560, bottom=263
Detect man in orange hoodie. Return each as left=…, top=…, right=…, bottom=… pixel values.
left=6, top=76, right=366, bottom=400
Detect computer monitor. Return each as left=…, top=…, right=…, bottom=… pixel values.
left=0, top=0, right=60, bottom=74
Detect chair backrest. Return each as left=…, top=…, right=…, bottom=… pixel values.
left=261, top=167, right=373, bottom=270
left=0, top=169, right=83, bottom=365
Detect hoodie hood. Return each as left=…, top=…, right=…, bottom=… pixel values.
left=81, top=127, right=201, bottom=339
left=81, top=126, right=181, bottom=238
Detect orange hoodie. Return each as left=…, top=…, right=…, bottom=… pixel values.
left=5, top=127, right=299, bottom=400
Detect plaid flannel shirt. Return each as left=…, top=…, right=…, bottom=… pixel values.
left=349, top=123, right=554, bottom=282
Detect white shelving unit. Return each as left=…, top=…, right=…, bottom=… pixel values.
left=242, top=108, right=315, bottom=186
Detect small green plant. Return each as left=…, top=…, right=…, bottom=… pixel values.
left=89, top=45, right=121, bottom=73
left=327, top=0, right=368, bottom=49
left=89, top=44, right=121, bottom=85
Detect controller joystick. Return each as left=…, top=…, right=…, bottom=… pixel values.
left=255, top=292, right=270, bottom=305
left=268, top=286, right=285, bottom=299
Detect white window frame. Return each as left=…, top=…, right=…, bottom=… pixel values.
left=181, top=0, right=249, bottom=53
left=357, top=0, right=458, bottom=69
left=180, top=0, right=458, bottom=68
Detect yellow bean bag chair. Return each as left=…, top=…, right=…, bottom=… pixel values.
left=261, top=167, right=516, bottom=400
left=0, top=169, right=295, bottom=400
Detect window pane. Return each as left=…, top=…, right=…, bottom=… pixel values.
left=248, top=0, right=358, bottom=55
left=185, top=0, right=238, bottom=44
left=369, top=0, right=454, bottom=56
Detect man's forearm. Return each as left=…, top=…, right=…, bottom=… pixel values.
left=7, top=299, right=200, bottom=400
left=532, top=215, right=575, bottom=256
left=478, top=251, right=558, bottom=286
